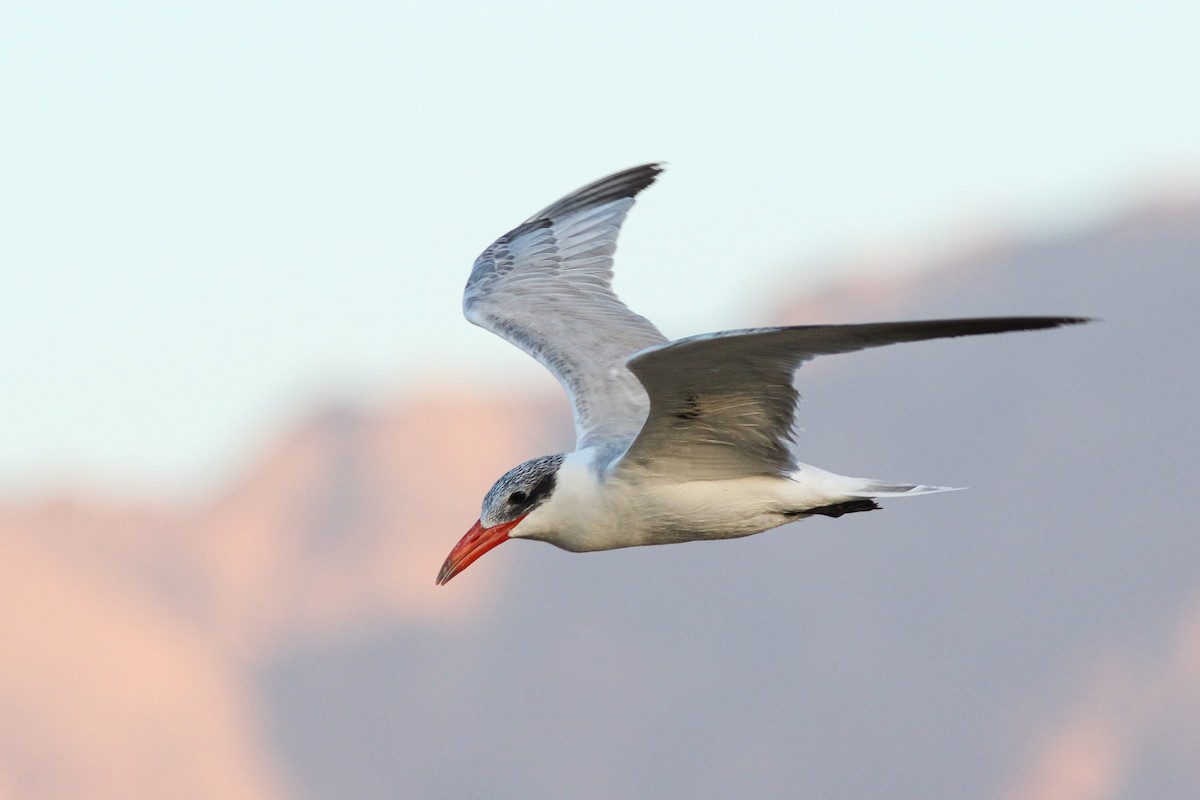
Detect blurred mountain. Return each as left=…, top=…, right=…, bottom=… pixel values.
left=0, top=394, right=568, bottom=799
left=2, top=199, right=1197, bottom=799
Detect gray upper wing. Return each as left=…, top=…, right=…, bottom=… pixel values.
left=464, top=164, right=668, bottom=449
left=616, top=317, right=1090, bottom=480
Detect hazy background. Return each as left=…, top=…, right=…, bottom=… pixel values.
left=3, top=2, right=1199, bottom=799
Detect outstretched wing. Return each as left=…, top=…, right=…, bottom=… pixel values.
left=464, top=164, right=668, bottom=449
left=616, top=317, right=1091, bottom=480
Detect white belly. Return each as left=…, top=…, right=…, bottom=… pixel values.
left=517, top=452, right=866, bottom=552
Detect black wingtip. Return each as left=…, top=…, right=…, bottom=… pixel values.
left=1003, top=316, right=1096, bottom=332
left=884, top=315, right=1096, bottom=341
left=1048, top=316, right=1095, bottom=327
left=527, top=162, right=666, bottom=223
left=582, top=162, right=665, bottom=204
left=984, top=316, right=1095, bottom=333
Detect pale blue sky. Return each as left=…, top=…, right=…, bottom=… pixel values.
left=3, top=1, right=1198, bottom=493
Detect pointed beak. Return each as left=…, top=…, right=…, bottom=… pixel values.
left=436, top=516, right=524, bottom=585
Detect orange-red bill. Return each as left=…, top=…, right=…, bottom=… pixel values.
left=436, top=516, right=524, bottom=585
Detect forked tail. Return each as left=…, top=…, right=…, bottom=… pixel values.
left=803, top=482, right=962, bottom=517
left=848, top=481, right=964, bottom=498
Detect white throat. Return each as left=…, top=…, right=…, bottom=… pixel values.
left=507, top=448, right=621, bottom=552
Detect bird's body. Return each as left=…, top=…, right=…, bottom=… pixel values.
left=518, top=449, right=944, bottom=553
left=512, top=447, right=797, bottom=552
left=436, top=163, right=1088, bottom=584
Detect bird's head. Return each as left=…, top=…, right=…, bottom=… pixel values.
left=436, top=453, right=564, bottom=585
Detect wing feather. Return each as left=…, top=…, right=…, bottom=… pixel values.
left=617, top=317, right=1091, bottom=480
left=464, top=164, right=668, bottom=449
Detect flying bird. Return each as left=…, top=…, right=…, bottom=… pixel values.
left=436, top=164, right=1088, bottom=585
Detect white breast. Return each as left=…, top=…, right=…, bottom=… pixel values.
left=511, top=449, right=856, bottom=552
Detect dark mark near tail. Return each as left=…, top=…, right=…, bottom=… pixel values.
left=803, top=499, right=881, bottom=518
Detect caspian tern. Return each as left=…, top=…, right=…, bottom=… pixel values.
left=436, top=163, right=1088, bottom=585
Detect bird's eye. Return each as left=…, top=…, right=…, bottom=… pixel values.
left=508, top=491, right=528, bottom=505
